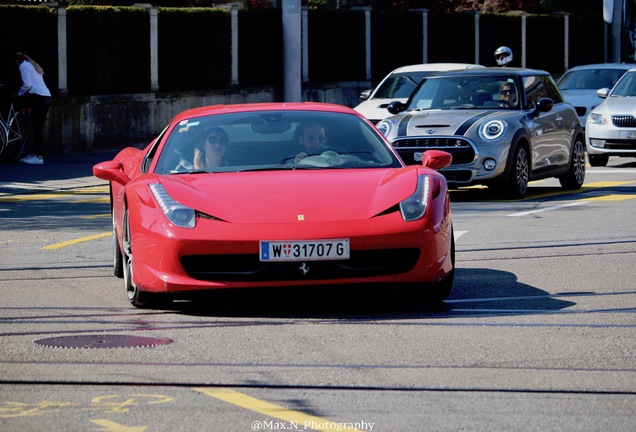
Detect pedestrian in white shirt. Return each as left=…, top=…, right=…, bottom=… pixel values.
left=15, top=52, right=52, bottom=165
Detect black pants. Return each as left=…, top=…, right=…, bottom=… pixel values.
left=22, top=94, right=51, bottom=156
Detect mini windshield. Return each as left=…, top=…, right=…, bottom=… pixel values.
left=406, top=75, right=520, bottom=110
left=154, top=110, right=402, bottom=174
left=373, top=71, right=429, bottom=99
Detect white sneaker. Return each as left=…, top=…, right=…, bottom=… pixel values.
left=20, top=154, right=44, bottom=165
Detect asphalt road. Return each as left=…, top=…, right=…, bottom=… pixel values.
left=0, top=153, right=635, bottom=432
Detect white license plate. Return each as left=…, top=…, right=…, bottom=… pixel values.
left=627, top=131, right=636, bottom=139
left=260, top=239, right=350, bottom=262
left=413, top=152, right=423, bottom=162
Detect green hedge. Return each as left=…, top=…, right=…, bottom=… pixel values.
left=158, top=8, right=231, bottom=92
left=0, top=6, right=57, bottom=94
left=67, top=6, right=150, bottom=95
left=0, top=5, right=607, bottom=98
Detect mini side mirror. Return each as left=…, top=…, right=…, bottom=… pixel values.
left=387, top=101, right=407, bottom=115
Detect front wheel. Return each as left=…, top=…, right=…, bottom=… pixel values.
left=559, top=137, right=586, bottom=189
left=504, top=145, right=529, bottom=199
left=122, top=209, right=171, bottom=309
left=410, top=228, right=455, bottom=302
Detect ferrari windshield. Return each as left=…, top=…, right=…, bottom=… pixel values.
left=154, top=110, right=402, bottom=174
left=406, top=75, right=520, bottom=110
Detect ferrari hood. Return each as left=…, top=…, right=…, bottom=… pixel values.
left=156, top=168, right=420, bottom=223
left=398, top=110, right=498, bottom=136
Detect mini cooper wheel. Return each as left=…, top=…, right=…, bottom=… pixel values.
left=505, top=145, right=529, bottom=199
left=559, top=137, right=586, bottom=189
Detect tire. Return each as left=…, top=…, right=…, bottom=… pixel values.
left=122, top=208, right=171, bottom=309
left=113, top=213, right=124, bottom=278
left=410, top=227, right=455, bottom=302
left=505, top=145, right=529, bottom=199
left=588, top=154, right=609, bottom=167
left=4, top=108, right=30, bottom=161
left=559, top=136, right=586, bottom=189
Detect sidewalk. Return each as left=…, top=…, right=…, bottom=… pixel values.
left=0, top=151, right=117, bottom=196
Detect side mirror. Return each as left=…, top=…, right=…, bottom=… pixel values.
left=421, top=150, right=452, bottom=171
left=93, top=161, right=131, bottom=186
left=596, top=87, right=609, bottom=99
left=387, top=101, right=407, bottom=115
left=535, top=97, right=554, bottom=113
left=359, top=89, right=372, bottom=101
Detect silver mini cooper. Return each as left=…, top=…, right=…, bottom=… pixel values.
left=377, top=68, right=586, bottom=198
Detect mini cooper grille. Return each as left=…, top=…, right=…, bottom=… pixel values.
left=612, top=115, right=636, bottom=128
left=181, top=249, right=420, bottom=282
left=392, top=137, right=471, bottom=148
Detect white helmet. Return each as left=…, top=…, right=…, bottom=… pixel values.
left=495, top=46, right=513, bottom=66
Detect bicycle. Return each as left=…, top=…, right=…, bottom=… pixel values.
left=0, top=100, right=30, bottom=161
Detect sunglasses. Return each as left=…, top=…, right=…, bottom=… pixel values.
left=305, top=134, right=327, bottom=144
left=500, top=89, right=513, bottom=95
left=207, top=135, right=228, bottom=145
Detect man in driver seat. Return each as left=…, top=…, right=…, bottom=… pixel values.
left=294, top=122, right=328, bottom=163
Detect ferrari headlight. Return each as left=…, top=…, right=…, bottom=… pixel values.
left=376, top=120, right=391, bottom=137
left=588, top=112, right=608, bottom=125
left=400, top=175, right=430, bottom=221
left=149, top=183, right=196, bottom=228
left=479, top=119, right=506, bottom=141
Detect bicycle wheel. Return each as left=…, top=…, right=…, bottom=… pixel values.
left=0, top=124, right=7, bottom=156
left=5, top=107, right=30, bottom=161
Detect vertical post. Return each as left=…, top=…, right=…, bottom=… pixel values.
left=150, top=6, right=159, bottom=92
left=231, top=7, right=239, bottom=86
left=563, top=12, right=569, bottom=72
left=282, top=0, right=302, bottom=102
left=364, top=7, right=371, bottom=81
left=474, top=11, right=480, bottom=65
left=302, top=7, right=308, bottom=83
left=57, top=6, right=67, bottom=97
left=422, top=8, right=428, bottom=63
left=520, top=11, right=527, bottom=68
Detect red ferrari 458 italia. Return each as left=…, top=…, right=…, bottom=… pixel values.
left=93, top=102, right=455, bottom=308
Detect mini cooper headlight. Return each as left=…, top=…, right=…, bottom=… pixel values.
left=400, top=175, right=430, bottom=221
left=149, top=183, right=196, bottom=228
left=376, top=121, right=391, bottom=137
left=479, top=119, right=507, bottom=141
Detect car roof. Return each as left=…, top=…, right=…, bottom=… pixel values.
left=172, top=102, right=360, bottom=123
left=423, top=67, right=550, bottom=78
left=389, top=63, right=484, bottom=74
left=563, top=63, right=636, bottom=72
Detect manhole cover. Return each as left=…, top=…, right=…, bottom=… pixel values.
left=33, top=335, right=172, bottom=349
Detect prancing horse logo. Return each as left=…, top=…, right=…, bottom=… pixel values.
left=299, top=263, right=309, bottom=276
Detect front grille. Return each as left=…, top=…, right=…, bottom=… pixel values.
left=612, top=115, right=636, bottom=128
left=181, top=249, right=420, bottom=282
left=392, top=137, right=471, bottom=148
left=393, top=136, right=476, bottom=166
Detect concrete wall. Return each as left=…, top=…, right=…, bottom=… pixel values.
left=44, top=82, right=370, bottom=155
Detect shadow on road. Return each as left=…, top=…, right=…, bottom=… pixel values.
left=163, top=267, right=576, bottom=320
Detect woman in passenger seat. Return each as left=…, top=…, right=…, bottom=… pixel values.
left=194, top=127, right=229, bottom=169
